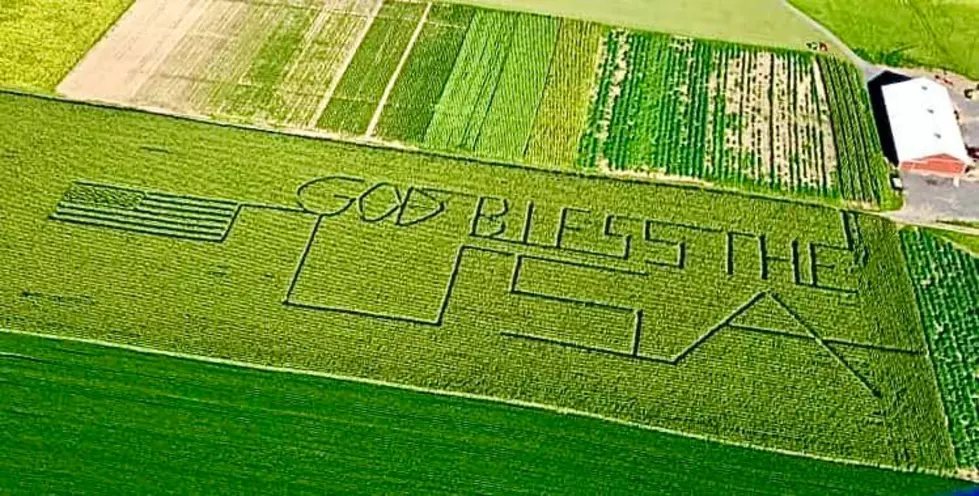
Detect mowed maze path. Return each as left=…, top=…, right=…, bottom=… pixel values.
left=57, top=0, right=892, bottom=207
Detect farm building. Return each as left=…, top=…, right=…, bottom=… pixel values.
left=880, top=77, right=972, bottom=175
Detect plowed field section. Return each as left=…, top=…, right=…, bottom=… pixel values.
left=59, top=0, right=376, bottom=127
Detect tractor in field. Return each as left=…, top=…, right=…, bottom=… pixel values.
left=806, top=41, right=829, bottom=52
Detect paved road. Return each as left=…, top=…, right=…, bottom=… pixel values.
left=950, top=91, right=979, bottom=146
left=887, top=173, right=979, bottom=229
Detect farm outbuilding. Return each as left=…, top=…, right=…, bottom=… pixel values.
left=880, top=77, right=972, bottom=175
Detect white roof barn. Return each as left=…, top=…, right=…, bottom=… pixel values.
left=881, top=77, right=971, bottom=174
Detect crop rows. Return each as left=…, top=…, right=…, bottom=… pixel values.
left=68, top=0, right=893, bottom=207
left=818, top=56, right=897, bottom=207
left=420, top=10, right=563, bottom=160
left=265, top=8, right=370, bottom=125
left=320, top=5, right=895, bottom=207
left=0, top=92, right=957, bottom=471
left=576, top=35, right=872, bottom=202
left=213, top=5, right=317, bottom=122
left=132, top=0, right=372, bottom=127
left=472, top=14, right=560, bottom=161
left=417, top=10, right=514, bottom=151
left=374, top=4, right=605, bottom=167
left=374, top=4, right=474, bottom=143
left=901, top=229, right=979, bottom=470
left=576, top=30, right=628, bottom=171
left=316, top=1, right=426, bottom=135
left=523, top=20, right=606, bottom=167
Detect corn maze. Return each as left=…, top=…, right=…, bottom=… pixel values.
left=902, top=229, right=979, bottom=471
left=60, top=0, right=895, bottom=207
left=0, top=93, right=959, bottom=472
left=8, top=0, right=979, bottom=488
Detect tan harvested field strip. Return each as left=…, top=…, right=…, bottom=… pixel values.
left=59, top=0, right=379, bottom=126
left=57, top=0, right=210, bottom=104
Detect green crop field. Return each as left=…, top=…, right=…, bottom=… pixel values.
left=0, top=0, right=134, bottom=91
left=374, top=4, right=476, bottom=142
left=933, top=230, right=979, bottom=256
left=902, top=229, right=979, bottom=473
left=5, top=0, right=978, bottom=490
left=374, top=3, right=891, bottom=206
left=316, top=1, right=426, bottom=134
left=790, top=0, right=979, bottom=79
left=128, top=0, right=374, bottom=127
left=523, top=19, right=605, bottom=168
left=418, top=10, right=562, bottom=160
left=577, top=34, right=893, bottom=207
left=445, top=0, right=830, bottom=50
left=3, top=331, right=973, bottom=494
left=58, top=0, right=896, bottom=209
left=0, top=92, right=961, bottom=473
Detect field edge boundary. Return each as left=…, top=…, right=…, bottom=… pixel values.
left=51, top=0, right=140, bottom=94
left=0, top=326, right=964, bottom=481
left=0, top=89, right=857, bottom=213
